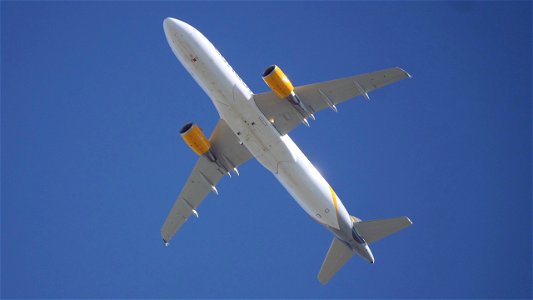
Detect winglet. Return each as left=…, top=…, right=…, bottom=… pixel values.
left=397, top=67, right=412, bottom=79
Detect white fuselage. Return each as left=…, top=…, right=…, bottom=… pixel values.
left=163, top=18, right=358, bottom=246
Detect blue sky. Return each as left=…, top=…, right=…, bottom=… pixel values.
left=2, top=1, right=531, bottom=298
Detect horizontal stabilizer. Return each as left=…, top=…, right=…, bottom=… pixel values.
left=318, top=238, right=354, bottom=285
left=354, top=216, right=412, bottom=244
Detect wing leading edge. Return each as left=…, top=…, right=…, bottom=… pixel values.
left=161, top=119, right=252, bottom=244
left=254, top=67, right=411, bottom=135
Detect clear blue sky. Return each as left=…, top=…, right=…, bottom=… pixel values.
left=2, top=1, right=531, bottom=298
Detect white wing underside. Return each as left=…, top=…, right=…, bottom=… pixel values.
left=254, top=67, right=411, bottom=135
left=161, top=119, right=252, bottom=243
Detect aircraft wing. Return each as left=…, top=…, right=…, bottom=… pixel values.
left=161, top=118, right=252, bottom=244
left=254, top=67, right=411, bottom=135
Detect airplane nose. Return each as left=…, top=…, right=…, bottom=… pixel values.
left=163, top=18, right=192, bottom=36
left=163, top=17, right=202, bottom=62
left=163, top=17, right=178, bottom=36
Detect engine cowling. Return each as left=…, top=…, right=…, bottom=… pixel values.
left=180, top=122, right=211, bottom=156
left=262, top=65, right=294, bottom=99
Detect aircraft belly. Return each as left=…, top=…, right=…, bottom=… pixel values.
left=277, top=161, right=340, bottom=228
left=274, top=138, right=343, bottom=229
left=219, top=85, right=295, bottom=173
left=224, top=91, right=351, bottom=231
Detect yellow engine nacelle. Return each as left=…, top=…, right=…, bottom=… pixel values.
left=180, top=122, right=211, bottom=156
left=262, top=65, right=294, bottom=99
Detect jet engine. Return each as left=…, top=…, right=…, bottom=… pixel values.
left=180, top=122, right=238, bottom=177
left=180, top=122, right=215, bottom=161
left=262, top=65, right=315, bottom=125
left=262, top=65, right=295, bottom=99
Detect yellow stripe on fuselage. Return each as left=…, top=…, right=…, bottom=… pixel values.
left=329, top=185, right=339, bottom=228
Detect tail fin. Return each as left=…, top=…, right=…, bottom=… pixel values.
left=317, top=216, right=412, bottom=284
left=353, top=216, right=412, bottom=244
left=318, top=238, right=353, bottom=285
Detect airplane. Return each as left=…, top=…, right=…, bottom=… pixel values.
left=161, top=17, right=413, bottom=284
